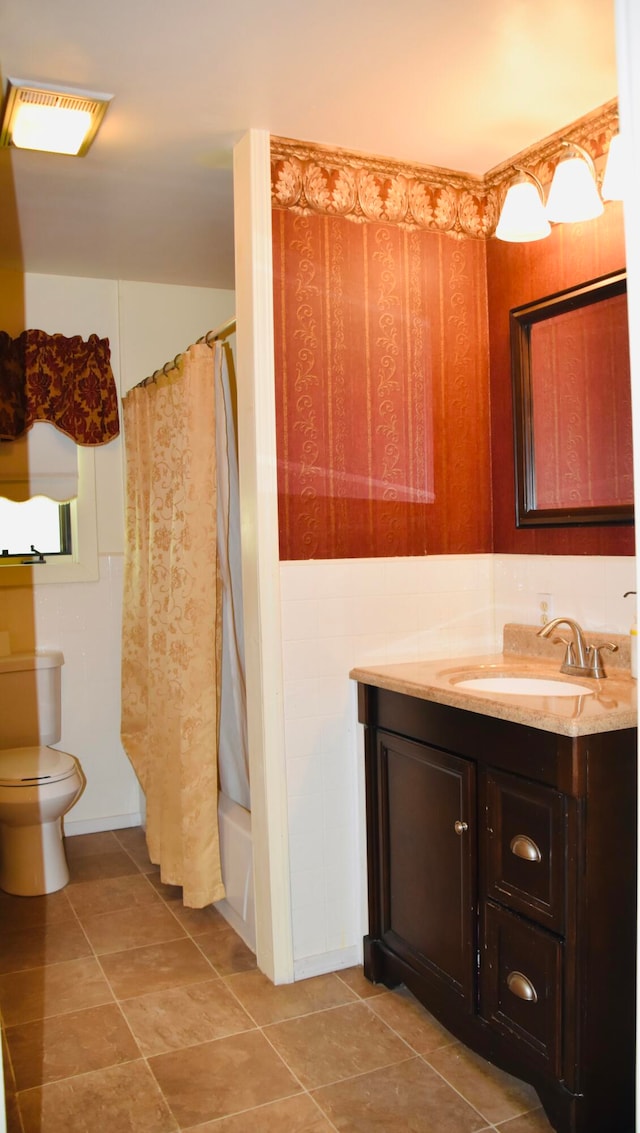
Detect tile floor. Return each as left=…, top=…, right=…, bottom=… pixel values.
left=0, top=827, right=554, bottom=1132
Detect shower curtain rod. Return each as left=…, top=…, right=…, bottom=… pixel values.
left=128, top=316, right=236, bottom=392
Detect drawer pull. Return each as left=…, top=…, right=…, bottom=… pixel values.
left=510, top=834, right=542, bottom=863
left=454, top=820, right=468, bottom=835
left=507, top=970, right=538, bottom=1003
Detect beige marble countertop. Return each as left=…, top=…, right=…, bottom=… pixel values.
left=350, top=641, right=638, bottom=738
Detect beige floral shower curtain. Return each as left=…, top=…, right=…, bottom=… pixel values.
left=121, top=342, right=225, bottom=908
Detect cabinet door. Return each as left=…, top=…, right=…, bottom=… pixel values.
left=482, top=769, right=566, bottom=933
left=480, top=901, right=563, bottom=1078
left=377, top=731, right=476, bottom=1008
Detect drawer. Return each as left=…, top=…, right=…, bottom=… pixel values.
left=480, top=901, right=563, bottom=1078
left=482, top=769, right=566, bottom=933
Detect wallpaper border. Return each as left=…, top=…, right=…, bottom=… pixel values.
left=271, top=99, right=619, bottom=241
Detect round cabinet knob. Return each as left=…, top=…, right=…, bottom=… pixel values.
left=454, top=820, right=468, bottom=835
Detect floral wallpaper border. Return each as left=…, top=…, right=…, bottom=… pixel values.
left=271, top=99, right=619, bottom=241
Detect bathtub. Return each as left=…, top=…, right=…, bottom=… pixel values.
left=214, top=791, right=256, bottom=952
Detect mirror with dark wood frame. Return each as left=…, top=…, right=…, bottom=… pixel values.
left=510, top=268, right=634, bottom=527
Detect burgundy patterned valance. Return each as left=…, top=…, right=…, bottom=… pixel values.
left=0, top=329, right=120, bottom=445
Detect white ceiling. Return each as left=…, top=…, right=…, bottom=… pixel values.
left=0, top=0, right=618, bottom=290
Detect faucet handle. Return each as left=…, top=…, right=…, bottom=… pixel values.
left=552, top=635, right=575, bottom=665
left=587, top=642, right=618, bottom=679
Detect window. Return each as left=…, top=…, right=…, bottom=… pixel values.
left=0, top=446, right=98, bottom=586
left=0, top=497, right=72, bottom=559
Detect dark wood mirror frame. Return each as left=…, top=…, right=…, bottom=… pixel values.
left=510, top=269, right=634, bottom=528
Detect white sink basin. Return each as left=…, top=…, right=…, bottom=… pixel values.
left=453, top=676, right=594, bottom=697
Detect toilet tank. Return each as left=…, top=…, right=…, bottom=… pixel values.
left=0, top=651, right=64, bottom=748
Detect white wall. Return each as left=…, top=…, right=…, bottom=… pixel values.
left=494, top=554, right=637, bottom=633
left=5, top=274, right=234, bottom=833
left=282, top=551, right=636, bottom=979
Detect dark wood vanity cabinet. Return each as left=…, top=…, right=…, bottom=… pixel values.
left=358, top=683, right=637, bottom=1133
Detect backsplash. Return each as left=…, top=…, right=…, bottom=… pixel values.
left=503, top=622, right=631, bottom=672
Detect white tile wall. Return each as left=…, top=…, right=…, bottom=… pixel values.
left=280, top=554, right=497, bottom=976
left=281, top=552, right=637, bottom=976
left=493, top=554, right=637, bottom=636
left=33, top=553, right=141, bottom=832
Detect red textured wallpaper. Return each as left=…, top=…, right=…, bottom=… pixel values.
left=272, top=209, right=492, bottom=560
left=488, top=201, right=634, bottom=556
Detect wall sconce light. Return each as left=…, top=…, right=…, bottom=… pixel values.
left=601, top=133, right=624, bottom=201
left=0, top=78, right=113, bottom=157
left=545, top=141, right=603, bottom=223
left=495, top=170, right=551, bottom=243
left=496, top=132, right=622, bottom=243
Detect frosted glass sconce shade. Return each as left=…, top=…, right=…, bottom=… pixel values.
left=495, top=175, right=551, bottom=243
left=545, top=144, right=603, bottom=223
left=602, top=134, right=624, bottom=201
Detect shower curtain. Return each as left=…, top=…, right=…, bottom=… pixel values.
left=216, top=337, right=250, bottom=811
left=121, top=342, right=225, bottom=908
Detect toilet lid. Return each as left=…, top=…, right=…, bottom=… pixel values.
left=0, top=747, right=78, bottom=786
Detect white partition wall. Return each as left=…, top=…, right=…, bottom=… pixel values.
left=233, top=129, right=294, bottom=985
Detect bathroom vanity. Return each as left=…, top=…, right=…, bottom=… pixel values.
left=351, top=637, right=637, bottom=1133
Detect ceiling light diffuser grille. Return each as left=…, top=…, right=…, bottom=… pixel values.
left=0, top=79, right=113, bottom=156
left=18, top=89, right=103, bottom=116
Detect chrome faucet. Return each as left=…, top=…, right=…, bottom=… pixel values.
left=537, top=617, right=618, bottom=679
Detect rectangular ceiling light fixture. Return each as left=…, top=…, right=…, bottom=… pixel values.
left=0, top=78, right=113, bottom=156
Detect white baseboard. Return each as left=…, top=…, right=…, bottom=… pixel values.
left=64, top=813, right=143, bottom=837
left=293, top=944, right=362, bottom=981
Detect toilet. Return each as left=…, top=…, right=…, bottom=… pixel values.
left=0, top=651, right=84, bottom=896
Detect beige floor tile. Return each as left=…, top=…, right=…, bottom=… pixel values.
left=0, top=956, right=113, bottom=1026
left=18, top=1059, right=178, bottom=1133
left=67, top=849, right=142, bottom=883
left=312, top=1056, right=490, bottom=1132
left=0, top=830, right=554, bottom=1133
left=147, top=873, right=184, bottom=902
left=226, top=968, right=356, bottom=1025
left=149, top=1030, right=302, bottom=1127
left=182, top=1093, right=335, bottom=1131
left=0, top=920, right=91, bottom=975
left=265, top=1000, right=411, bottom=1089
left=64, top=831, right=121, bottom=859
left=426, top=1041, right=542, bottom=1126
left=3, top=1030, right=21, bottom=1133
left=6, top=1002, right=140, bottom=1089
left=335, top=966, right=386, bottom=1000
left=66, top=872, right=160, bottom=919
left=114, top=826, right=156, bottom=871
left=495, top=1109, right=555, bottom=1132
left=113, top=826, right=147, bottom=849
left=120, top=978, right=254, bottom=1056
left=100, top=937, right=216, bottom=999
left=369, top=986, right=457, bottom=1056
left=0, top=888, right=73, bottom=931
left=171, top=902, right=228, bottom=934
left=194, top=926, right=257, bottom=975
left=4, top=1088, right=21, bottom=1133
left=79, top=902, right=185, bottom=955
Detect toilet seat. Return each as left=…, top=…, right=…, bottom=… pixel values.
left=0, top=746, right=78, bottom=787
